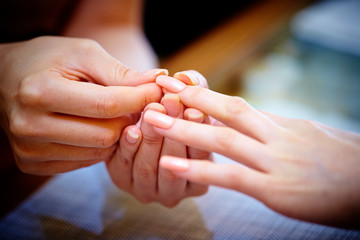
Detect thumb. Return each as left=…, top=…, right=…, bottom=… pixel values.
left=75, top=41, right=168, bottom=86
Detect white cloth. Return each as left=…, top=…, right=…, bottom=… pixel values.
left=1, top=154, right=359, bottom=239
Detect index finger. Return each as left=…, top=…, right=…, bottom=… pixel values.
left=156, top=76, right=280, bottom=142
left=143, top=110, right=270, bottom=172
left=20, top=72, right=162, bottom=118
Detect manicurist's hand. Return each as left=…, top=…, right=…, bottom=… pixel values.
left=0, top=36, right=165, bottom=175
left=144, top=76, right=360, bottom=228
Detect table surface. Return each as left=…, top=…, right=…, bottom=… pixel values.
left=1, top=154, right=360, bottom=240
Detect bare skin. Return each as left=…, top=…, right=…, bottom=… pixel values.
left=107, top=71, right=212, bottom=206
left=0, top=36, right=165, bottom=175
left=143, top=76, right=360, bottom=228
left=1, top=0, right=212, bottom=206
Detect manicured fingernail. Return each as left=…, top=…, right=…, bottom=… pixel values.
left=156, top=75, right=186, bottom=92
left=161, top=94, right=182, bottom=117
left=174, top=72, right=198, bottom=85
left=160, top=156, right=190, bottom=172
left=142, top=68, right=169, bottom=77
left=126, top=127, right=140, bottom=144
left=188, top=112, right=204, bottom=123
left=143, top=110, right=175, bottom=129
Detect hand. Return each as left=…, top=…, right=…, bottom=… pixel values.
left=106, top=71, right=211, bottom=207
left=144, top=76, right=360, bottom=228
left=0, top=36, right=166, bottom=175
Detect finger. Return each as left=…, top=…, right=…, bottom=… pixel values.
left=184, top=108, right=212, bottom=160
left=132, top=103, right=165, bottom=203
left=16, top=158, right=102, bottom=175
left=69, top=39, right=168, bottom=86
left=160, top=156, right=268, bottom=200
left=184, top=108, right=212, bottom=197
left=173, top=70, right=208, bottom=88
left=106, top=125, right=142, bottom=193
left=12, top=111, right=132, bottom=148
left=156, top=76, right=279, bottom=142
left=20, top=72, right=162, bottom=118
left=158, top=94, right=187, bottom=205
left=144, top=110, right=271, bottom=171
left=184, top=108, right=205, bottom=123
left=12, top=139, right=117, bottom=162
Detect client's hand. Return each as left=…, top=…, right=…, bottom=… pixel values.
left=0, top=36, right=165, bottom=175
left=107, top=71, right=211, bottom=207
left=107, top=94, right=211, bottom=207
left=144, top=76, right=360, bottom=228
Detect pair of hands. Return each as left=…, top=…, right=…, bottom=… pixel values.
left=0, top=36, right=210, bottom=206
left=144, top=77, right=360, bottom=228
left=107, top=73, right=211, bottom=206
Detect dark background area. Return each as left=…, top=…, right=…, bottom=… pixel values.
left=144, top=0, right=257, bottom=57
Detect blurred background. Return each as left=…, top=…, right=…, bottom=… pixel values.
left=145, top=0, right=360, bottom=132
left=1, top=0, right=359, bottom=219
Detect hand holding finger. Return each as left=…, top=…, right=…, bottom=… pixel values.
left=156, top=76, right=280, bottom=142
left=157, top=94, right=188, bottom=206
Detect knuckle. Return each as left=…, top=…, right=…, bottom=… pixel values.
left=15, top=158, right=37, bottom=174
left=115, top=62, right=131, bottom=82
left=141, top=134, right=162, bottom=146
left=95, top=95, right=119, bottom=118
left=76, top=39, right=101, bottom=52
left=18, top=75, right=45, bottom=106
left=16, top=164, right=33, bottom=174
left=161, top=171, right=182, bottom=183
left=214, top=128, right=237, bottom=153
left=93, top=145, right=116, bottom=159
left=95, top=130, right=119, bottom=148
left=9, top=113, right=35, bottom=138
left=134, top=165, right=156, bottom=183
left=224, top=96, right=249, bottom=119
left=115, top=153, right=133, bottom=169
left=12, top=142, right=38, bottom=161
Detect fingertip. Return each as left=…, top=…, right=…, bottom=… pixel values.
left=142, top=68, right=169, bottom=77
left=174, top=70, right=208, bottom=89
left=160, top=156, right=190, bottom=172
left=161, top=94, right=183, bottom=118
left=119, top=68, right=169, bottom=86
left=184, top=108, right=205, bottom=123
left=156, top=75, right=186, bottom=93
left=173, top=71, right=198, bottom=85
left=143, top=110, right=174, bottom=129
left=144, top=102, right=166, bottom=114
left=137, top=83, right=163, bottom=104
left=126, top=126, right=142, bottom=144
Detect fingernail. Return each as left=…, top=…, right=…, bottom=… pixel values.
left=188, top=112, right=204, bottom=123
left=156, top=75, right=186, bottom=93
left=143, top=110, right=174, bottom=129
left=161, top=94, right=182, bottom=117
left=174, top=72, right=198, bottom=85
left=161, top=93, right=180, bottom=105
left=160, top=156, right=190, bottom=172
left=126, top=127, right=140, bottom=144
left=142, top=68, right=169, bottom=77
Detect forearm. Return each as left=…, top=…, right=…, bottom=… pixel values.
left=62, top=0, right=157, bottom=71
